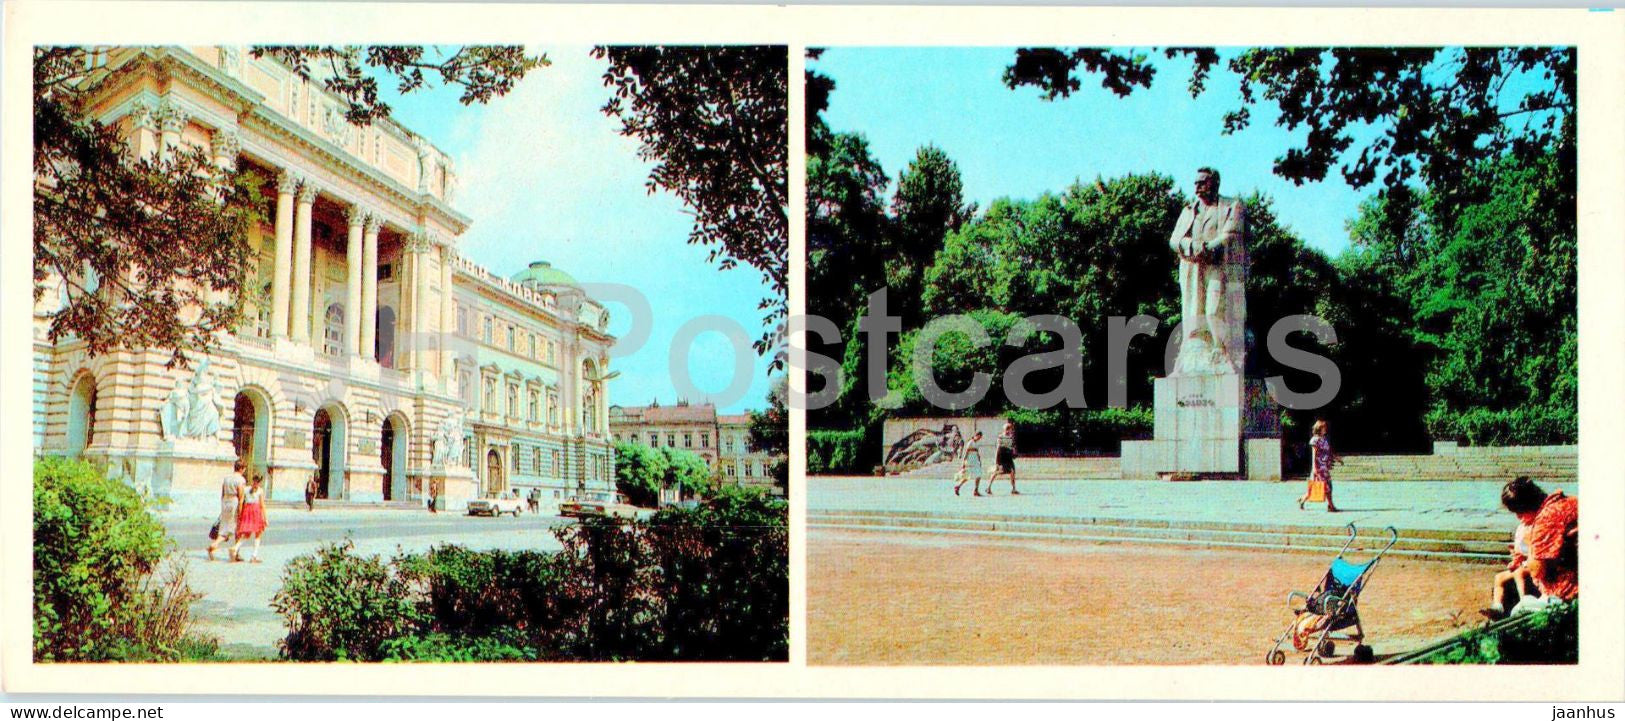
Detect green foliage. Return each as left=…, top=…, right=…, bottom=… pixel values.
left=33, top=457, right=212, bottom=661
left=595, top=45, right=790, bottom=369
left=271, top=540, right=424, bottom=661
left=1425, top=406, right=1577, bottom=447
left=271, top=493, right=789, bottom=662
left=1004, top=408, right=1154, bottom=456
left=1003, top=47, right=1573, bottom=196
left=612, top=442, right=716, bottom=506
left=1420, top=601, right=1577, bottom=665
left=253, top=46, right=546, bottom=125
left=806, top=429, right=876, bottom=474
left=612, top=440, right=670, bottom=507
left=747, top=375, right=790, bottom=491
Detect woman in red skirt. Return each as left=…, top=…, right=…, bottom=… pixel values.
left=231, top=474, right=268, bottom=562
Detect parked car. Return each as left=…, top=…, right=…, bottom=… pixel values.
left=559, top=491, right=650, bottom=520
left=466, top=493, right=526, bottom=517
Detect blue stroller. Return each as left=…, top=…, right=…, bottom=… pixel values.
left=1266, top=523, right=1399, bottom=665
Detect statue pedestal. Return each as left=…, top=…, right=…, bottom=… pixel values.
left=425, top=465, right=477, bottom=512
left=1121, top=372, right=1281, bottom=480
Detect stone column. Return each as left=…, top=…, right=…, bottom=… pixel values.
left=402, top=232, right=429, bottom=370
left=290, top=182, right=317, bottom=344
left=211, top=129, right=239, bottom=175
left=269, top=173, right=297, bottom=339
left=344, top=206, right=365, bottom=356
left=156, top=102, right=187, bottom=160
left=128, top=102, right=160, bottom=159
left=360, top=216, right=380, bottom=361
left=439, top=245, right=455, bottom=375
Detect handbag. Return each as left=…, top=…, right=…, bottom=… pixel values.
left=208, top=521, right=221, bottom=540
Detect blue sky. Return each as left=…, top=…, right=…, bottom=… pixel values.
left=382, top=46, right=778, bottom=414
left=816, top=47, right=1396, bottom=258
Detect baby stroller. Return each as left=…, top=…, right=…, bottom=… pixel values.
left=1266, top=523, right=1399, bottom=665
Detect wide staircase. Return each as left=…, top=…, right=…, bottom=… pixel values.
left=1337, top=446, right=1577, bottom=482
left=809, top=509, right=1509, bottom=564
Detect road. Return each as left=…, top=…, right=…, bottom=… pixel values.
left=161, top=508, right=573, bottom=659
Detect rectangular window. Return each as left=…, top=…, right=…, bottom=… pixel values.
left=725, top=438, right=734, bottom=453
left=456, top=306, right=467, bottom=337
left=666, top=433, right=676, bottom=448
left=379, top=264, right=394, bottom=281
left=745, top=463, right=754, bottom=477
left=483, top=377, right=495, bottom=410
left=726, top=464, right=736, bottom=477
left=528, top=390, right=539, bottom=421
left=684, top=433, right=692, bottom=448
left=507, top=383, right=518, bottom=418
left=529, top=334, right=537, bottom=358
left=507, top=326, right=516, bottom=351
left=701, top=434, right=709, bottom=449
left=459, top=371, right=473, bottom=405
left=513, top=447, right=520, bottom=473
left=483, top=317, right=492, bottom=344
left=648, top=433, right=658, bottom=446
left=548, top=392, right=559, bottom=426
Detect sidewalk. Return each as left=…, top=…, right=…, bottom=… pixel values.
left=808, top=475, right=1578, bottom=534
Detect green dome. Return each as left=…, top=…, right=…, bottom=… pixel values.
left=510, top=260, right=577, bottom=287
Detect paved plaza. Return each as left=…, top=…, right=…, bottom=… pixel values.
left=808, top=475, right=1577, bottom=534
left=160, top=507, right=570, bottom=659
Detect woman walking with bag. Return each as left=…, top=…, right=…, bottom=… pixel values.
left=1298, top=419, right=1341, bottom=512
left=206, top=457, right=247, bottom=561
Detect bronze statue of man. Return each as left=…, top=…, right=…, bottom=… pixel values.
left=1168, top=167, right=1248, bottom=374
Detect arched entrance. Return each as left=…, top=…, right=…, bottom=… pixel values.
left=231, top=389, right=271, bottom=483
left=486, top=448, right=505, bottom=496
left=381, top=413, right=408, bottom=501
left=311, top=404, right=348, bottom=499
left=65, top=373, right=97, bottom=457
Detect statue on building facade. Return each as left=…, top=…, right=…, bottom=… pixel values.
left=159, top=383, right=189, bottom=440
left=432, top=409, right=466, bottom=467
left=1168, top=167, right=1248, bottom=375
left=179, top=358, right=222, bottom=439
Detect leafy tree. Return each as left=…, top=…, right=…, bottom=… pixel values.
left=663, top=447, right=715, bottom=500
left=1004, top=47, right=1574, bottom=199
left=34, top=45, right=539, bottom=366
left=746, top=375, right=789, bottom=491
left=595, top=46, right=789, bottom=370
left=612, top=440, right=670, bottom=507
left=888, top=145, right=975, bottom=327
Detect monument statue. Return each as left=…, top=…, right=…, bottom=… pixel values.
left=433, top=410, right=466, bottom=467
left=180, top=358, right=222, bottom=439
left=1168, top=167, right=1247, bottom=375
left=160, top=383, right=189, bottom=440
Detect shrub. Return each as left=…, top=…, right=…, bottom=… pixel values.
left=271, top=540, right=423, bottom=661
left=1425, top=405, right=1578, bottom=447
left=1420, top=601, right=1578, bottom=664
left=1004, top=407, right=1153, bottom=455
left=271, top=488, right=790, bottom=662
left=33, top=457, right=212, bottom=661
left=806, top=430, right=873, bottom=474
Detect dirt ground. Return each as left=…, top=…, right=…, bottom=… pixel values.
left=808, top=530, right=1491, bottom=666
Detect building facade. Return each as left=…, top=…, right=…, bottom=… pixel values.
left=609, top=402, right=780, bottom=494
left=32, top=46, right=614, bottom=511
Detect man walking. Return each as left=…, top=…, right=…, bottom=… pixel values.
left=987, top=420, right=1020, bottom=495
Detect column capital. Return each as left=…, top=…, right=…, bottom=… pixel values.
left=156, top=100, right=189, bottom=132
left=363, top=214, right=382, bottom=234
left=129, top=101, right=158, bottom=131
left=276, top=171, right=300, bottom=195
left=344, top=203, right=369, bottom=226
left=405, top=231, right=433, bottom=254
left=296, top=181, right=318, bottom=204
left=212, top=129, right=241, bottom=162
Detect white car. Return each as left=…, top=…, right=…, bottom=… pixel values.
left=466, top=494, right=526, bottom=517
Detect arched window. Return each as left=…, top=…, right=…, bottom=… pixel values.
left=323, top=302, right=344, bottom=356
left=66, top=373, right=98, bottom=456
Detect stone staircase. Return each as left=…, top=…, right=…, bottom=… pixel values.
left=1337, top=445, right=1577, bottom=482
left=809, top=509, right=1508, bottom=565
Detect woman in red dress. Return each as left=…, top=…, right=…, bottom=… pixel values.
left=230, top=474, right=268, bottom=562
left=1299, top=419, right=1340, bottom=512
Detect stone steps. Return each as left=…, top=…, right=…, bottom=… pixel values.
left=809, top=509, right=1508, bottom=565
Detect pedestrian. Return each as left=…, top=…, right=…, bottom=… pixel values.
left=427, top=481, right=439, bottom=513
left=1298, top=419, right=1341, bottom=512
left=987, top=420, right=1020, bottom=495
left=304, top=475, right=317, bottom=512
left=230, top=473, right=268, bottom=563
left=528, top=488, right=540, bottom=514
left=952, top=430, right=986, bottom=497
left=206, top=457, right=248, bottom=561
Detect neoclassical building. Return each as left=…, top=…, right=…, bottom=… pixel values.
left=609, top=402, right=781, bottom=495
left=32, top=46, right=615, bottom=511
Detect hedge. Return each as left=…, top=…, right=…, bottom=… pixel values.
left=1425, top=405, right=1577, bottom=447
left=806, top=429, right=876, bottom=475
